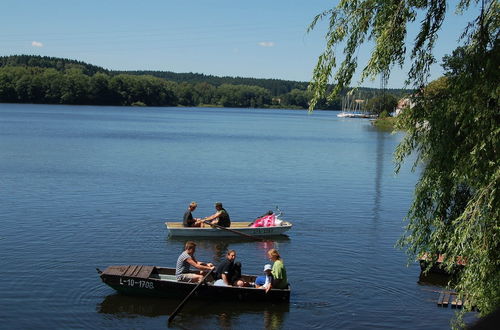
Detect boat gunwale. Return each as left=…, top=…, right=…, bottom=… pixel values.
left=165, top=221, right=292, bottom=229
left=100, top=265, right=290, bottom=292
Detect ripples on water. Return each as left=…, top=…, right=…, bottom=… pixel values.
left=0, top=104, right=472, bottom=329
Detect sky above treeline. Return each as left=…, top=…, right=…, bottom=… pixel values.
left=1, top=1, right=480, bottom=89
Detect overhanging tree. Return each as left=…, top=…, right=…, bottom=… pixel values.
left=307, top=0, right=499, bottom=320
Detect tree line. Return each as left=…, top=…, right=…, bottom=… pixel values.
left=0, top=55, right=405, bottom=111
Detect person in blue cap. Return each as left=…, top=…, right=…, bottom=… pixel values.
left=255, top=264, right=274, bottom=293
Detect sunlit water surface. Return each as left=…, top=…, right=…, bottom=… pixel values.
left=0, top=104, right=475, bottom=329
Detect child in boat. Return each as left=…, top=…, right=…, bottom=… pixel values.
left=254, top=264, right=273, bottom=293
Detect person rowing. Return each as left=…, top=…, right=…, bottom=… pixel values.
left=175, top=241, right=214, bottom=283
left=202, top=202, right=231, bottom=228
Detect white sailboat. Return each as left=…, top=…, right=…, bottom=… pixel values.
left=337, top=92, right=377, bottom=118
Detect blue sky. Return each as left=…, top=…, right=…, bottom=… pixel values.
left=0, top=1, right=480, bottom=88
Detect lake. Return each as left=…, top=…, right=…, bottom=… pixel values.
left=0, top=103, right=474, bottom=329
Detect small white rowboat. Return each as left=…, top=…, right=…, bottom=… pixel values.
left=165, top=221, right=292, bottom=237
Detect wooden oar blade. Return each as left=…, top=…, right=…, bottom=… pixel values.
left=168, top=269, right=214, bottom=325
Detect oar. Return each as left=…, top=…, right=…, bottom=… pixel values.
left=168, top=268, right=214, bottom=325
left=203, top=220, right=263, bottom=241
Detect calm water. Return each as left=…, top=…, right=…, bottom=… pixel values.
left=0, top=104, right=473, bottom=329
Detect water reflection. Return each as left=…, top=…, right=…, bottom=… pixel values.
left=98, top=293, right=289, bottom=329
left=263, top=308, right=287, bottom=329
left=98, top=294, right=177, bottom=318
left=167, top=236, right=290, bottom=264
left=211, top=303, right=289, bottom=330
left=373, top=129, right=385, bottom=224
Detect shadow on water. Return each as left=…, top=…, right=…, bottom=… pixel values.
left=98, top=293, right=289, bottom=328
left=418, top=271, right=461, bottom=288
left=418, top=271, right=452, bottom=287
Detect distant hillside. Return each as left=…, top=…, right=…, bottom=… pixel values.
left=0, top=55, right=411, bottom=110
left=1, top=55, right=409, bottom=98
left=0, top=55, right=109, bottom=76
left=113, top=71, right=408, bottom=97
left=114, top=70, right=309, bottom=96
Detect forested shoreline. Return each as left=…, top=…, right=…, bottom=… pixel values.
left=0, top=55, right=406, bottom=110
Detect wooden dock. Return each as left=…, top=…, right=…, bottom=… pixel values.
left=436, top=291, right=467, bottom=309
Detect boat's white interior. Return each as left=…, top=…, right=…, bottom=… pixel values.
left=152, top=273, right=177, bottom=282
left=149, top=270, right=258, bottom=286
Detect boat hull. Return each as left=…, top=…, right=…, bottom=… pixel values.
left=165, top=221, right=292, bottom=237
left=98, top=265, right=290, bottom=302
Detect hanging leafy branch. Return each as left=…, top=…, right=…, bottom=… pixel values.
left=307, top=0, right=448, bottom=109
left=308, top=0, right=500, bottom=321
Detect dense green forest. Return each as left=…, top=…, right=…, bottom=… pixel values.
left=0, top=55, right=408, bottom=110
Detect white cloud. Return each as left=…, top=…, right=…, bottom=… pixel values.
left=32, top=41, right=43, bottom=47
left=258, top=41, right=275, bottom=47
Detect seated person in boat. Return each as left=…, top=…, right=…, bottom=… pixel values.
left=202, top=202, right=231, bottom=227
left=214, top=250, right=244, bottom=287
left=176, top=241, right=214, bottom=283
left=267, top=249, right=288, bottom=289
left=183, top=201, right=202, bottom=227
left=255, top=264, right=274, bottom=293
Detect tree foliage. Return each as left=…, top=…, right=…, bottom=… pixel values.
left=0, top=66, right=179, bottom=106
left=117, top=70, right=308, bottom=96
left=0, top=55, right=407, bottom=110
left=365, top=93, right=398, bottom=115
left=0, top=55, right=109, bottom=76
left=396, top=41, right=499, bottom=318
left=308, top=0, right=499, bottom=319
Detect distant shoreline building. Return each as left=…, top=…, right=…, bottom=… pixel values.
left=395, top=98, right=414, bottom=116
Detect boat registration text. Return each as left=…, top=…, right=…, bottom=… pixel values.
left=119, top=277, right=154, bottom=289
